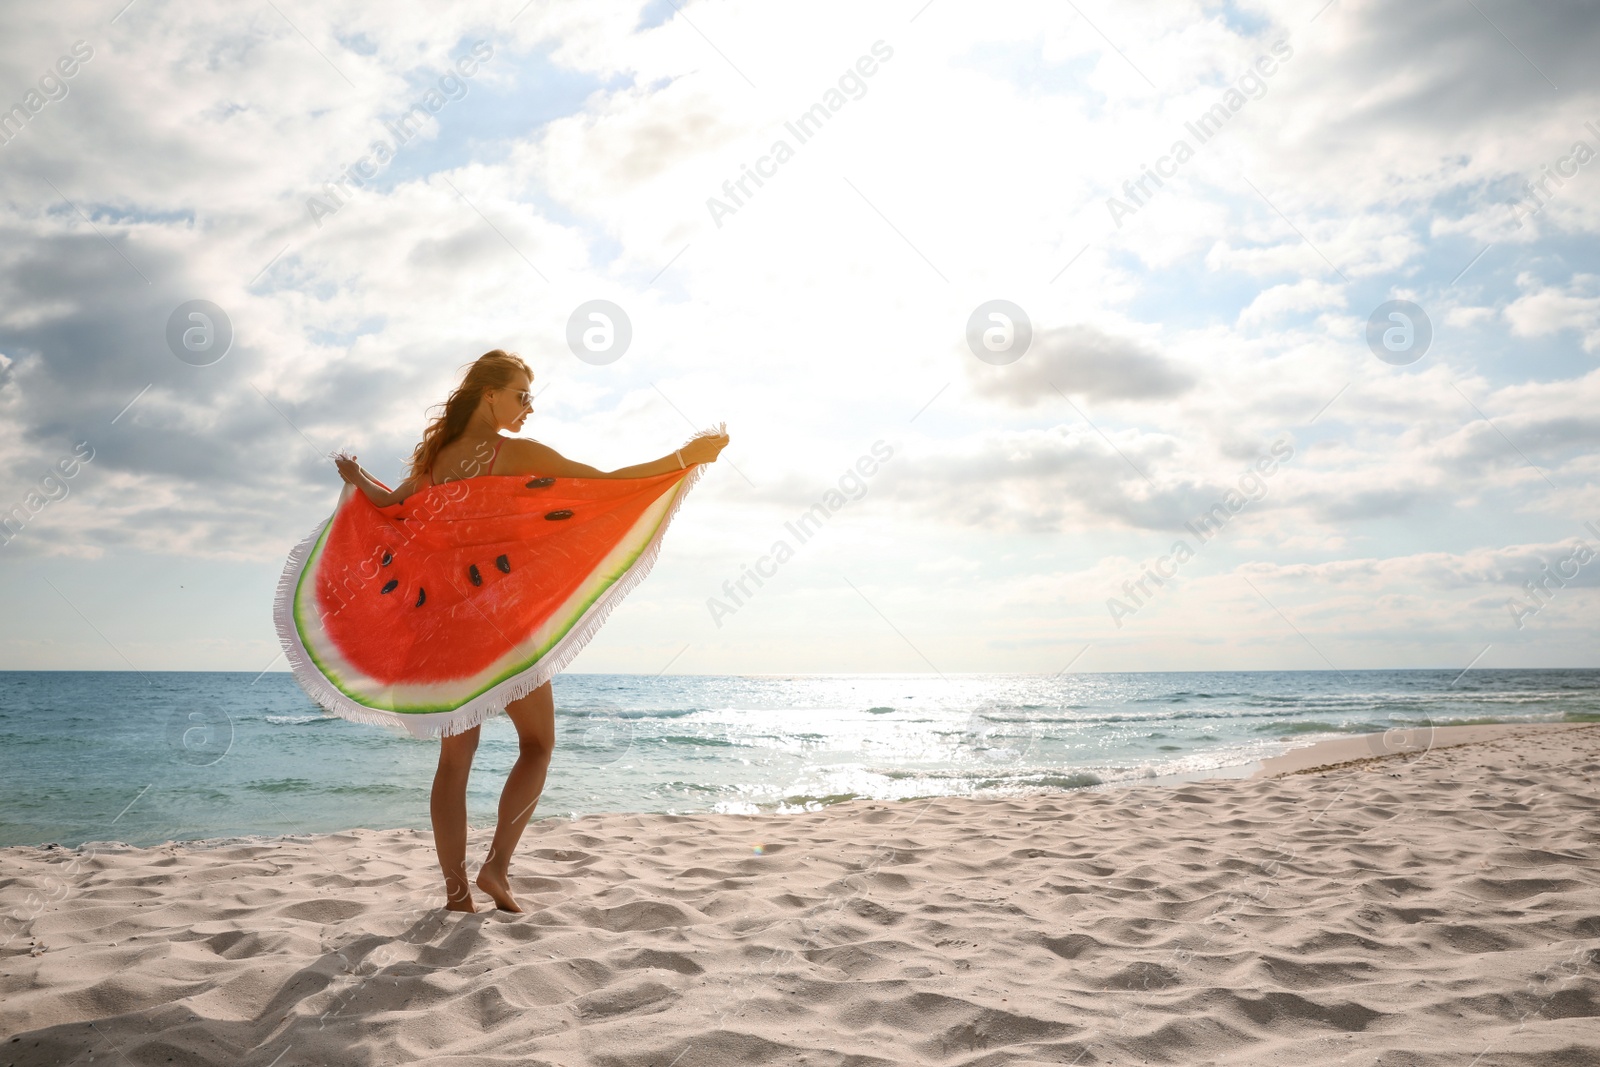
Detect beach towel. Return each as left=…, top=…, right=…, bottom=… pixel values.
left=273, top=445, right=711, bottom=738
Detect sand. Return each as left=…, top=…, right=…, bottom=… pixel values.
left=3, top=722, right=1598, bottom=1066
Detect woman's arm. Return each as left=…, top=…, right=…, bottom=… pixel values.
left=500, top=433, right=728, bottom=480
left=334, top=454, right=417, bottom=506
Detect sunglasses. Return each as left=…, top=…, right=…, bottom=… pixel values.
left=507, top=389, right=534, bottom=408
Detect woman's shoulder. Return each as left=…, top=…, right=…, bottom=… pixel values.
left=497, top=437, right=570, bottom=474
left=499, top=436, right=557, bottom=457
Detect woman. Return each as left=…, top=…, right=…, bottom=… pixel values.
left=332, top=349, right=728, bottom=912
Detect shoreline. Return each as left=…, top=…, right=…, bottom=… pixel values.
left=4, top=720, right=1593, bottom=856
left=1250, top=719, right=1593, bottom=777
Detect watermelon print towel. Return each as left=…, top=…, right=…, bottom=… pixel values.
left=274, top=452, right=710, bottom=738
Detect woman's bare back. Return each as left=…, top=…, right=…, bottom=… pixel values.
left=429, top=434, right=504, bottom=486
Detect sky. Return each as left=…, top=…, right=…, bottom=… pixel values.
left=0, top=0, right=1596, bottom=677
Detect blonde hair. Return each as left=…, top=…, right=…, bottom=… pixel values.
left=408, top=349, right=532, bottom=481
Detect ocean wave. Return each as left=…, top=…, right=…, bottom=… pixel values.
left=243, top=779, right=415, bottom=797
left=558, top=706, right=704, bottom=720
left=647, top=735, right=736, bottom=748
left=1250, top=720, right=1358, bottom=736
left=1021, top=772, right=1103, bottom=789
left=774, top=791, right=867, bottom=809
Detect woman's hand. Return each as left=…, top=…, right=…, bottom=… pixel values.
left=334, top=454, right=363, bottom=485
left=681, top=431, right=729, bottom=466
left=331, top=453, right=412, bottom=505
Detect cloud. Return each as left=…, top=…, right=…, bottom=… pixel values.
left=1235, top=279, right=1345, bottom=328
left=1504, top=272, right=1600, bottom=352
left=866, top=425, right=1307, bottom=536
left=967, top=324, right=1194, bottom=407
left=1247, top=538, right=1600, bottom=593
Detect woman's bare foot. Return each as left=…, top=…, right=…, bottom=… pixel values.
left=442, top=872, right=476, bottom=912
left=475, top=864, right=522, bottom=912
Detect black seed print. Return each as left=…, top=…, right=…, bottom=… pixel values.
left=525, top=477, right=555, bottom=488
left=495, top=554, right=511, bottom=574
left=469, top=564, right=482, bottom=586
left=415, top=587, right=426, bottom=607
left=380, top=579, right=398, bottom=594
left=381, top=551, right=392, bottom=567
left=544, top=509, right=573, bottom=520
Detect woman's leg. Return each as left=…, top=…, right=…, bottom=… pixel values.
left=431, top=725, right=481, bottom=912
left=476, top=681, right=556, bottom=912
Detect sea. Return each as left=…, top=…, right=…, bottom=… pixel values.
left=3, top=669, right=1597, bottom=849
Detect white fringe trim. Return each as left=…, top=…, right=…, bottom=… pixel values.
left=272, top=423, right=724, bottom=741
